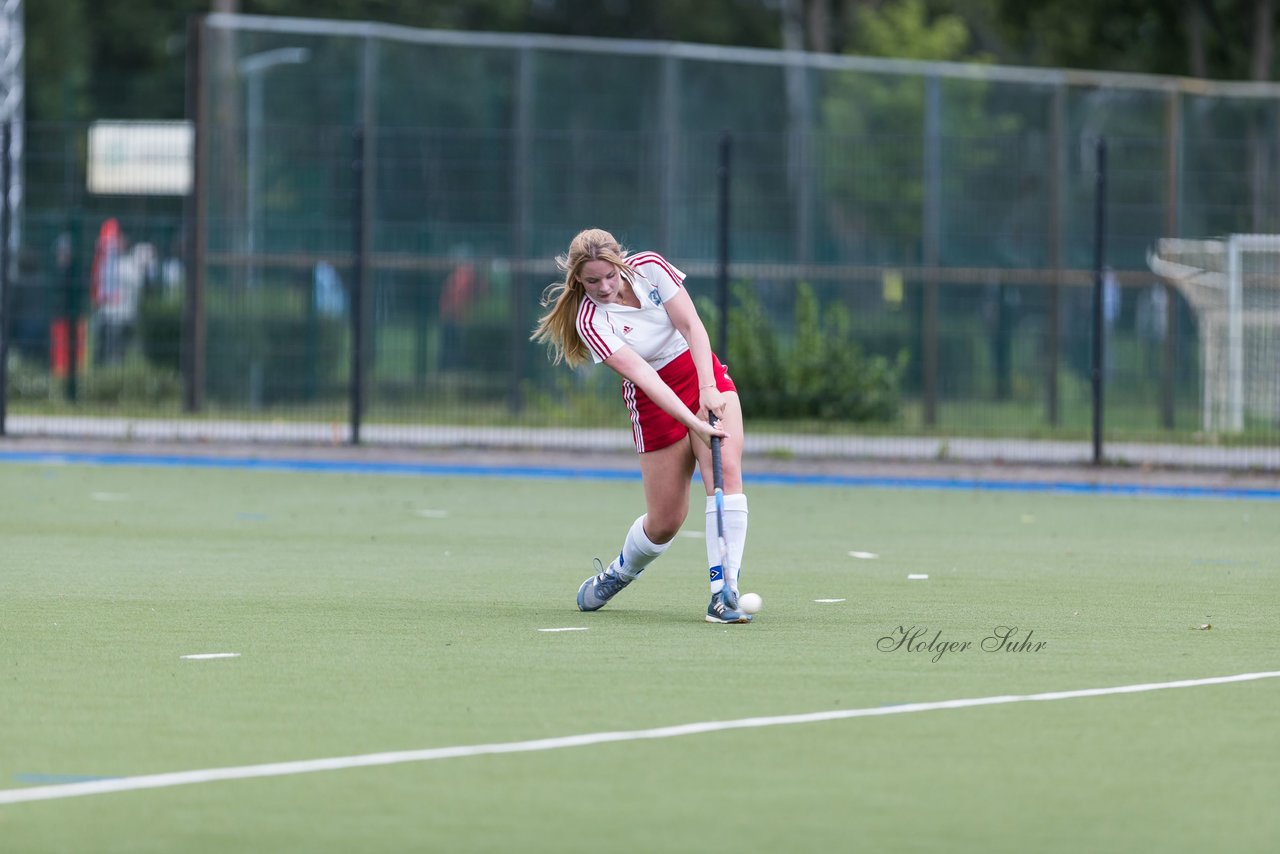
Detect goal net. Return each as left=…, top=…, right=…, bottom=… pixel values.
left=1148, top=234, right=1280, bottom=433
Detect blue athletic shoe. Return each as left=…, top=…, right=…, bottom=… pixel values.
left=577, top=558, right=633, bottom=612
left=720, top=584, right=739, bottom=611
left=706, top=588, right=752, bottom=624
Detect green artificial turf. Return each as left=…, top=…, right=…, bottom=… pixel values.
left=1, top=461, right=1277, bottom=853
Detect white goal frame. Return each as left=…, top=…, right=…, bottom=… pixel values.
left=1149, top=234, right=1280, bottom=433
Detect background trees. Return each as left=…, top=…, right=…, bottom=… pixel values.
left=25, top=1, right=1280, bottom=123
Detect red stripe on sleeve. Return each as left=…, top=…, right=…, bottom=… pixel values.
left=576, top=300, right=614, bottom=360
left=628, top=252, right=684, bottom=286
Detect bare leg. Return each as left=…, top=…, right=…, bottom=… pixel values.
left=637, top=438, right=699, bottom=542
left=577, top=438, right=697, bottom=612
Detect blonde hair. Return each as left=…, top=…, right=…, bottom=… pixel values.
left=531, top=228, right=633, bottom=367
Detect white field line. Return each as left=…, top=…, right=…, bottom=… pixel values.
left=2, top=670, right=1276, bottom=806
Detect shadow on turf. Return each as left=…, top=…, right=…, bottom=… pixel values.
left=511, top=605, right=727, bottom=628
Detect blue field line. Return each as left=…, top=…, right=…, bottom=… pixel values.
left=747, top=471, right=1280, bottom=501
left=3, top=450, right=1280, bottom=501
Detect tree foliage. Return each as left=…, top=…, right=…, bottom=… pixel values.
left=991, top=0, right=1277, bottom=81
left=819, top=0, right=1009, bottom=258
left=851, top=0, right=974, bottom=61
left=24, top=0, right=1280, bottom=123
left=26, top=0, right=207, bottom=121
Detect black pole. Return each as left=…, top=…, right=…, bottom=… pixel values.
left=183, top=13, right=208, bottom=413
left=0, top=123, right=11, bottom=436
left=349, top=127, right=367, bottom=445
left=1091, top=137, right=1108, bottom=465
left=62, top=225, right=80, bottom=403
left=63, top=129, right=80, bottom=404
left=509, top=47, right=534, bottom=416
left=922, top=77, right=941, bottom=428
left=715, top=131, right=731, bottom=359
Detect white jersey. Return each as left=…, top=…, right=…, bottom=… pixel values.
left=576, top=251, right=688, bottom=369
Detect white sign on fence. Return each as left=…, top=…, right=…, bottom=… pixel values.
left=87, top=120, right=193, bottom=196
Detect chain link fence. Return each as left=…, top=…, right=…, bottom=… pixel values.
left=2, top=14, right=1280, bottom=469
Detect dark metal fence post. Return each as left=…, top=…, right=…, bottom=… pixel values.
left=349, top=127, right=367, bottom=444
left=1092, top=136, right=1108, bottom=465
left=0, top=123, right=10, bottom=435
left=1161, top=92, right=1180, bottom=430
left=64, top=218, right=81, bottom=403
left=58, top=125, right=81, bottom=404
left=1047, top=84, right=1066, bottom=427
left=184, top=13, right=208, bottom=413
left=716, top=130, right=731, bottom=360
left=922, top=76, right=942, bottom=428
left=509, top=47, right=534, bottom=416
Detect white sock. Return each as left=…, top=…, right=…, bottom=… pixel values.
left=705, top=493, right=748, bottom=593
left=612, top=515, right=668, bottom=580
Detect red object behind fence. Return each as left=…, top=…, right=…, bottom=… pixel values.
left=50, top=319, right=88, bottom=378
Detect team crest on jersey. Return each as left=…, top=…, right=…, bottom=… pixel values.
left=648, top=288, right=663, bottom=306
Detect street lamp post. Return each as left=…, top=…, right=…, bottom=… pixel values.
left=237, top=47, right=308, bottom=407
left=238, top=47, right=309, bottom=291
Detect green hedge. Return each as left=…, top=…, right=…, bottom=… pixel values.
left=138, top=289, right=183, bottom=373
left=704, top=283, right=907, bottom=422
left=205, top=289, right=346, bottom=404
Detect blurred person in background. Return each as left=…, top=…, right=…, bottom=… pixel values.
left=90, top=219, right=154, bottom=365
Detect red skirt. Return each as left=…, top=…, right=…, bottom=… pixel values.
left=623, top=349, right=736, bottom=453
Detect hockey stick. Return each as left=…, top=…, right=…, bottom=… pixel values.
left=708, top=412, right=735, bottom=608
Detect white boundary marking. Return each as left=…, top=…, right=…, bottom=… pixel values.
left=180, top=653, right=241, bottom=660
left=1, top=671, right=1276, bottom=806
left=537, top=627, right=589, bottom=633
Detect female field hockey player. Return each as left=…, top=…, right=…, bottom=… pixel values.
left=531, top=228, right=754, bottom=624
